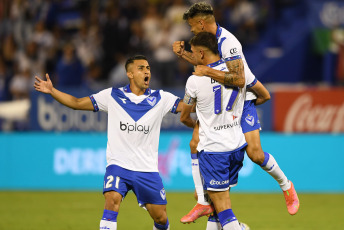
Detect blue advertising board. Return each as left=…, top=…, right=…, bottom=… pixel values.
left=29, top=89, right=274, bottom=132
left=1, top=132, right=343, bottom=192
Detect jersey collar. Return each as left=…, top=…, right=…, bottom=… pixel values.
left=207, top=59, right=224, bottom=68
left=215, top=23, right=222, bottom=40
left=123, top=84, right=151, bottom=95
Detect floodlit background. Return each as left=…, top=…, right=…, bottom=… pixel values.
left=0, top=0, right=343, bottom=229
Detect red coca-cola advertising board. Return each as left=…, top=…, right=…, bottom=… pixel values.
left=274, top=88, right=344, bottom=133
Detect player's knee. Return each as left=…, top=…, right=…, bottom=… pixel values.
left=189, top=138, right=198, bottom=153
left=153, top=212, right=168, bottom=225
left=246, top=145, right=265, bottom=165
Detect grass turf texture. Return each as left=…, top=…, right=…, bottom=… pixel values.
left=0, top=192, right=343, bottom=230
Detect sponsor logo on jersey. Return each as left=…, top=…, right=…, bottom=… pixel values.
left=160, top=188, right=166, bottom=200
left=230, top=48, right=238, bottom=54
left=119, top=98, right=127, bottom=104
left=120, top=121, right=150, bottom=134
left=214, top=121, right=239, bottom=131
left=210, top=179, right=229, bottom=186
left=245, top=114, right=255, bottom=126
left=146, top=96, right=157, bottom=106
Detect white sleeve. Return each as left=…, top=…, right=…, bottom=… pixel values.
left=160, top=90, right=180, bottom=115
left=245, top=69, right=257, bottom=88
left=90, top=88, right=112, bottom=112
left=220, top=36, right=243, bottom=62
left=185, top=76, right=197, bottom=101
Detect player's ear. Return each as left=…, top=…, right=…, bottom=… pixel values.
left=199, top=19, right=205, bottom=30
left=127, top=71, right=133, bottom=79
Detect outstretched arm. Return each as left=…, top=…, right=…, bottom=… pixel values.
left=250, top=80, right=271, bottom=105
left=34, top=74, right=94, bottom=111
left=192, top=58, right=245, bottom=88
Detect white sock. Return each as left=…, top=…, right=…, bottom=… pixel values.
left=222, top=220, right=241, bottom=230
left=261, top=152, right=291, bottom=191
left=191, top=157, right=209, bottom=205
left=100, top=220, right=117, bottom=230
left=206, top=221, right=222, bottom=230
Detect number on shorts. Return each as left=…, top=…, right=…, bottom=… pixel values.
left=105, top=175, right=114, bottom=188
left=115, top=176, right=120, bottom=189
left=213, top=85, right=239, bottom=114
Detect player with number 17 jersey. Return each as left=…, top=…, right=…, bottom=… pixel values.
left=185, top=59, right=255, bottom=153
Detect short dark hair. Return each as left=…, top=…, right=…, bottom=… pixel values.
left=189, top=32, right=219, bottom=55
left=125, top=55, right=147, bottom=71
left=183, top=2, right=214, bottom=20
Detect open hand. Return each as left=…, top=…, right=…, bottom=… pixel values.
left=34, top=73, right=54, bottom=94
left=193, top=65, right=210, bottom=76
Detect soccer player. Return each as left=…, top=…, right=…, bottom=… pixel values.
left=173, top=2, right=299, bottom=223
left=181, top=31, right=251, bottom=230
left=34, top=55, right=183, bottom=230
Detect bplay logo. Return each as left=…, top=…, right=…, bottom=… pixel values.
left=120, top=121, right=150, bottom=134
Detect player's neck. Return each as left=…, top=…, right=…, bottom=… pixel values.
left=204, top=55, right=221, bottom=66
left=208, top=22, right=218, bottom=36
left=130, top=84, right=146, bottom=96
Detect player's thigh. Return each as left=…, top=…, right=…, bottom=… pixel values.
left=244, top=129, right=264, bottom=164
left=103, top=165, right=132, bottom=211
left=199, top=149, right=245, bottom=191
left=146, top=203, right=168, bottom=224
left=104, top=190, right=123, bottom=212
left=132, top=172, right=167, bottom=207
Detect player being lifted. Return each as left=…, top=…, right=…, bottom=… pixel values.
left=34, top=55, right=183, bottom=230
left=181, top=31, right=252, bottom=230
left=173, top=2, right=299, bottom=223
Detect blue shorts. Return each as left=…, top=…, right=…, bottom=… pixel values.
left=103, top=164, right=167, bottom=206
left=198, top=145, right=246, bottom=191
left=241, top=100, right=261, bottom=133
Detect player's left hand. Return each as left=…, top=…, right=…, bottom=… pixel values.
left=193, top=65, right=210, bottom=76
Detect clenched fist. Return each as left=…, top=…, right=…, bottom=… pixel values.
left=172, top=41, right=185, bottom=57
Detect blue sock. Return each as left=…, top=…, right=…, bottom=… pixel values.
left=102, top=209, right=118, bottom=222
left=154, top=218, right=169, bottom=230
left=217, top=209, right=237, bottom=227
left=260, top=152, right=270, bottom=167
left=208, top=211, right=220, bottom=222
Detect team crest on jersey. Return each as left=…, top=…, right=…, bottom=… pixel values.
left=160, top=188, right=166, bottom=200
left=245, top=114, right=255, bottom=126
left=147, top=96, right=157, bottom=106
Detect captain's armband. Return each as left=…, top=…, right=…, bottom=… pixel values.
left=183, top=93, right=196, bottom=105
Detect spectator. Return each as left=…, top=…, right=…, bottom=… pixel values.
left=55, top=43, right=85, bottom=88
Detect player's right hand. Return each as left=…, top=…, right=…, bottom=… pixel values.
left=34, top=73, right=54, bottom=94
left=173, top=41, right=185, bottom=57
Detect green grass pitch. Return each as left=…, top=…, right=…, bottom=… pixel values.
left=0, top=191, right=343, bottom=229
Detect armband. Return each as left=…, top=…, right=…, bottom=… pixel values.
left=183, top=93, right=196, bottom=105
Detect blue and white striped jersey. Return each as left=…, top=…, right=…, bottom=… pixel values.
left=185, top=60, right=253, bottom=153
left=90, top=84, right=180, bottom=172
left=216, top=25, right=257, bottom=101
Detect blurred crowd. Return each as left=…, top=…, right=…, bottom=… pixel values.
left=0, top=0, right=301, bottom=103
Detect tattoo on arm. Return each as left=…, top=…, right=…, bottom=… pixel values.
left=224, top=59, right=245, bottom=87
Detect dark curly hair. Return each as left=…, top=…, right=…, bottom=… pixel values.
left=183, top=2, right=214, bottom=20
